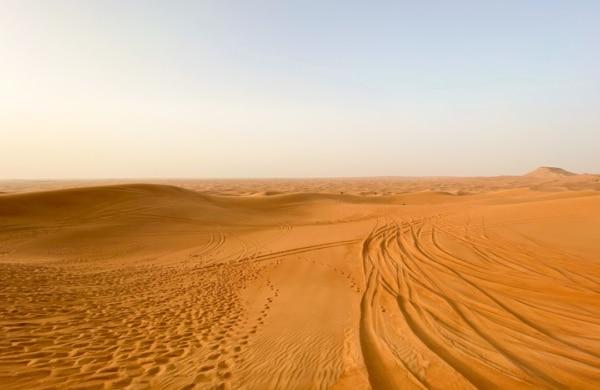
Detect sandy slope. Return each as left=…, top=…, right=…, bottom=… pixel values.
left=1, top=182, right=599, bottom=389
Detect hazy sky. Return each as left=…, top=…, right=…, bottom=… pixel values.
left=1, top=1, right=599, bottom=178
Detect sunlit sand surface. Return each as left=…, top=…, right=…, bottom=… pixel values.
left=1, top=170, right=600, bottom=389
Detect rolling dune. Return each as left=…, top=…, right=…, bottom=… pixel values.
left=1, top=180, right=599, bottom=389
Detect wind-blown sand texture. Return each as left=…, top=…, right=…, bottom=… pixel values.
left=1, top=173, right=600, bottom=389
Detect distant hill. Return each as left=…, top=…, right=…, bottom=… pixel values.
left=525, top=166, right=577, bottom=178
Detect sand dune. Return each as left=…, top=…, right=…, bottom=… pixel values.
left=525, top=166, right=577, bottom=178
left=1, top=178, right=600, bottom=389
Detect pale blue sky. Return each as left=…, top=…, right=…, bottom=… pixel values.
left=1, top=1, right=599, bottom=178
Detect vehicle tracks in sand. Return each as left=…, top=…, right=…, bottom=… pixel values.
left=358, top=217, right=600, bottom=389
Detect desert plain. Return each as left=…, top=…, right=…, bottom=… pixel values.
left=1, top=167, right=600, bottom=389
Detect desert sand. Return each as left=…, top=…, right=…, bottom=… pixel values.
left=1, top=168, right=600, bottom=389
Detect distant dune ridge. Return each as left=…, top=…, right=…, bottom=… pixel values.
left=1, top=167, right=599, bottom=197
left=1, top=170, right=600, bottom=389
left=525, top=166, right=577, bottom=178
